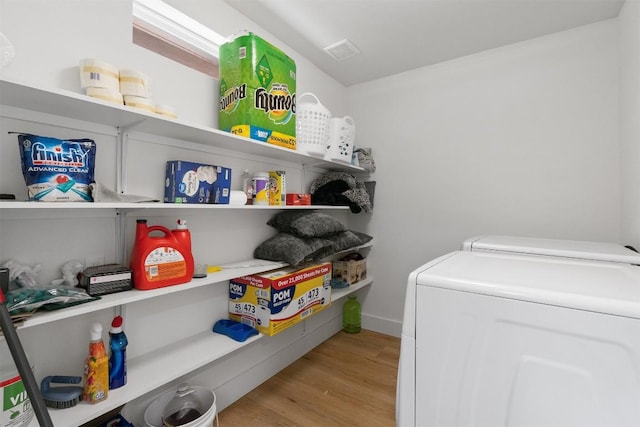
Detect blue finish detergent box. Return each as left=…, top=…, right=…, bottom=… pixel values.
left=16, top=133, right=96, bottom=201
left=229, top=262, right=332, bottom=336
left=164, top=160, right=231, bottom=204
left=218, top=32, right=296, bottom=150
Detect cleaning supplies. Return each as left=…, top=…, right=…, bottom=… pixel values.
left=0, top=338, right=35, bottom=427
left=130, top=219, right=195, bottom=290
left=343, top=295, right=361, bottom=334
left=82, top=322, right=108, bottom=404
left=252, top=172, right=269, bottom=205
left=40, top=376, right=83, bottom=409
left=108, top=315, right=128, bottom=390
left=172, top=219, right=191, bottom=253
left=241, top=169, right=253, bottom=205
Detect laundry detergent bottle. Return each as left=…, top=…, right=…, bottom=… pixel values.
left=130, top=219, right=194, bottom=290
left=172, top=219, right=192, bottom=253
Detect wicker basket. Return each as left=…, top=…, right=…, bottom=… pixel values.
left=296, top=93, right=331, bottom=157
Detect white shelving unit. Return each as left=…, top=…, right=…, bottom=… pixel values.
left=31, top=276, right=372, bottom=427
left=0, top=77, right=373, bottom=427
left=330, top=276, right=372, bottom=301
left=14, top=259, right=287, bottom=330
left=0, top=78, right=364, bottom=172
left=46, top=331, right=263, bottom=427
left=0, top=201, right=349, bottom=211
left=16, top=239, right=373, bottom=331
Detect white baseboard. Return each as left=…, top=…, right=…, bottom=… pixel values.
left=362, top=312, right=403, bottom=338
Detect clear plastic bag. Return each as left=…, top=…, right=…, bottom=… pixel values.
left=5, top=287, right=98, bottom=315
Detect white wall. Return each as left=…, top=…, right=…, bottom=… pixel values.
left=0, top=0, right=346, bottom=127
left=619, top=0, right=640, bottom=250
left=346, top=21, right=621, bottom=336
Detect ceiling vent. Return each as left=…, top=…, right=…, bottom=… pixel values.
left=323, top=39, right=360, bottom=61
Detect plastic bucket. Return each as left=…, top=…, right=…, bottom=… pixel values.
left=144, top=385, right=216, bottom=427
left=296, top=93, right=331, bottom=157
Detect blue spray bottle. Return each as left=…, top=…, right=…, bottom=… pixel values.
left=108, top=315, right=128, bottom=389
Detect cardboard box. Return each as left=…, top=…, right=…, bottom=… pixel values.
left=286, top=193, right=311, bottom=206
left=218, top=32, right=297, bottom=150
left=269, top=170, right=286, bottom=206
left=229, top=262, right=332, bottom=336
left=164, top=160, right=231, bottom=204
left=333, top=256, right=367, bottom=285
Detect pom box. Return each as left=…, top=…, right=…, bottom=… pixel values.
left=229, top=263, right=332, bottom=336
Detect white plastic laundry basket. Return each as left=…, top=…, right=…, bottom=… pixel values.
left=324, top=116, right=356, bottom=163
left=296, top=93, right=331, bottom=157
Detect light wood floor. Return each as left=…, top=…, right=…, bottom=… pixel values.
left=217, top=329, right=401, bottom=427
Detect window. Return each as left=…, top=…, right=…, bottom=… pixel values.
left=132, top=0, right=227, bottom=77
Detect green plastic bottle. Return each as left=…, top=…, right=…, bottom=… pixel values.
left=343, top=295, right=361, bottom=334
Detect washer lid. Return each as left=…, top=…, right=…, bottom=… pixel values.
left=462, top=235, right=640, bottom=265
left=416, top=251, right=640, bottom=319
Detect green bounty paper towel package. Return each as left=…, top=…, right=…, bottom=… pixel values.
left=219, top=32, right=297, bottom=150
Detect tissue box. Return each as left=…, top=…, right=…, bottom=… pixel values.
left=286, top=193, right=311, bottom=205
left=164, top=160, right=231, bottom=204
left=229, top=262, right=332, bottom=336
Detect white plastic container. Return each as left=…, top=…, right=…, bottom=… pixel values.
left=241, top=169, right=253, bottom=204
left=324, top=116, right=356, bottom=163
left=0, top=339, right=34, bottom=427
left=252, top=172, right=270, bottom=205
left=143, top=384, right=216, bottom=427
left=295, top=93, right=331, bottom=157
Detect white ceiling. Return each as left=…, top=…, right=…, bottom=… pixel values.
left=224, top=0, right=625, bottom=86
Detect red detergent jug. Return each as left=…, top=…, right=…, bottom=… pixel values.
left=130, top=219, right=194, bottom=290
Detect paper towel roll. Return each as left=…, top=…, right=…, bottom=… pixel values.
left=79, top=58, right=119, bottom=92
left=86, top=87, right=123, bottom=105
left=229, top=190, right=248, bottom=205
left=119, top=69, right=152, bottom=97
left=124, top=95, right=154, bottom=113
left=155, top=104, right=178, bottom=119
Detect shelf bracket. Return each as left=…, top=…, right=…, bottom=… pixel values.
left=116, top=119, right=146, bottom=195
left=115, top=208, right=126, bottom=265
left=116, top=127, right=127, bottom=195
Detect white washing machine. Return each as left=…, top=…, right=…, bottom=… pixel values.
left=397, top=238, right=640, bottom=427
